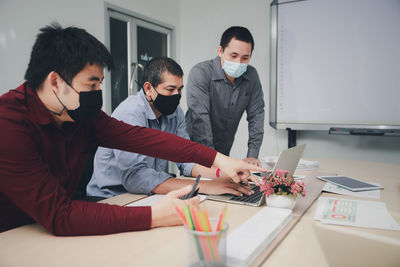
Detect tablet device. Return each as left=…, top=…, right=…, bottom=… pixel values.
left=317, top=176, right=383, bottom=192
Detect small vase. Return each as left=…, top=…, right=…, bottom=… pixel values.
left=265, top=194, right=296, bottom=209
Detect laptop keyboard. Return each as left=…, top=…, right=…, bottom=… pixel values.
left=229, top=185, right=264, bottom=204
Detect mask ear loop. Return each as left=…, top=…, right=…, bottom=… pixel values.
left=44, top=73, right=79, bottom=117
left=141, top=80, right=158, bottom=103
left=47, top=90, right=67, bottom=116
left=47, top=73, right=79, bottom=116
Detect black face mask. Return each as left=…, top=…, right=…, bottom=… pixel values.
left=149, top=86, right=181, bottom=115
left=66, top=90, right=103, bottom=122
left=52, top=78, right=103, bottom=122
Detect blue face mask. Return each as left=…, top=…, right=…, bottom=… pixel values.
left=222, top=58, right=248, bottom=78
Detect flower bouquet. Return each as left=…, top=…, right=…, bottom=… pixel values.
left=260, top=169, right=306, bottom=209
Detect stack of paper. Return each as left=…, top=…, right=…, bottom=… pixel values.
left=296, top=158, right=320, bottom=170
left=126, top=194, right=207, bottom=207
left=260, top=156, right=319, bottom=171
left=314, top=197, right=400, bottom=231
left=322, top=182, right=381, bottom=199
left=226, top=207, right=292, bottom=267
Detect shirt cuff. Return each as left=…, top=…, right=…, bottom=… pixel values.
left=181, top=163, right=195, bottom=177
left=146, top=172, right=174, bottom=194
left=196, top=146, right=217, bottom=168
left=247, top=147, right=260, bottom=159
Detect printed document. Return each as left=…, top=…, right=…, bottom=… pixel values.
left=314, top=197, right=400, bottom=231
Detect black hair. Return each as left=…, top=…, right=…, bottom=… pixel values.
left=142, top=57, right=183, bottom=88
left=220, top=26, right=254, bottom=53
left=24, top=23, right=114, bottom=90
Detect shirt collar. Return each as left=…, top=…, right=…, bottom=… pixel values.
left=139, top=90, right=157, bottom=120
left=16, top=83, right=55, bottom=125
left=211, top=56, right=250, bottom=82
left=138, top=90, right=177, bottom=121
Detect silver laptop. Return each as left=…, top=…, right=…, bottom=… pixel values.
left=206, top=144, right=306, bottom=206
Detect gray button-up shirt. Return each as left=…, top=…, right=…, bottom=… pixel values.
left=87, top=90, right=195, bottom=197
left=185, top=56, right=265, bottom=158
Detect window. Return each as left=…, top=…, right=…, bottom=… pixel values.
left=106, top=7, right=174, bottom=112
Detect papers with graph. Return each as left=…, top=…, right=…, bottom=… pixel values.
left=314, top=197, right=400, bottom=231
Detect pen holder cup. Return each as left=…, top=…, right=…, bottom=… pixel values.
left=184, top=219, right=229, bottom=267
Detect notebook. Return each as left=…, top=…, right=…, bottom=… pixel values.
left=206, top=144, right=306, bottom=206
left=226, top=207, right=293, bottom=266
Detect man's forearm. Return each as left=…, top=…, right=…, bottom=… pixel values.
left=247, top=114, right=264, bottom=158
left=190, top=164, right=218, bottom=179
left=151, top=178, right=195, bottom=194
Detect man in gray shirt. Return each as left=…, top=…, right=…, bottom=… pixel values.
left=87, top=57, right=254, bottom=198
left=185, top=26, right=265, bottom=167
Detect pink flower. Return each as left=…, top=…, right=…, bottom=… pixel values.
left=261, top=169, right=306, bottom=198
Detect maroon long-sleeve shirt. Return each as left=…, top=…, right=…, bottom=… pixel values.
left=0, top=83, right=216, bottom=235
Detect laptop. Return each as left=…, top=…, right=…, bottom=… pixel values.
left=206, top=144, right=307, bottom=206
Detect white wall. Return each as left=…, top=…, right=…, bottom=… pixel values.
left=0, top=0, right=180, bottom=93
left=1, top=0, right=398, bottom=164
left=0, top=0, right=103, bottom=93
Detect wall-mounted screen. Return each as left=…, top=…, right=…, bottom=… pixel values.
left=270, top=0, right=400, bottom=131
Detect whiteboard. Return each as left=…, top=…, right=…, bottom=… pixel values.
left=269, top=0, right=400, bottom=130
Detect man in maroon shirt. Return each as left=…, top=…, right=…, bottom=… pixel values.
left=0, top=23, right=265, bottom=236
